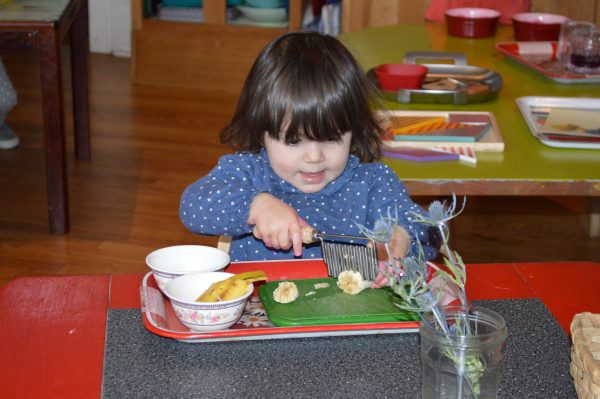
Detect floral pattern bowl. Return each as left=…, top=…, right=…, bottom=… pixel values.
left=164, top=272, right=253, bottom=332
left=145, top=245, right=230, bottom=294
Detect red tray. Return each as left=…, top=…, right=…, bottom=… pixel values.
left=140, top=259, right=420, bottom=343
left=495, top=41, right=600, bottom=84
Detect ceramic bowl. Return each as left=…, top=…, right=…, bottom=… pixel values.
left=375, top=63, right=429, bottom=91
left=237, top=5, right=287, bottom=23
left=512, top=13, right=568, bottom=42
left=145, top=245, right=230, bottom=293
left=445, top=8, right=501, bottom=38
left=164, top=272, right=253, bottom=332
left=245, top=0, right=285, bottom=8
left=162, top=0, right=243, bottom=6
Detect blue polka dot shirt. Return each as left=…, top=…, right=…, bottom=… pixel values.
left=180, top=149, right=438, bottom=262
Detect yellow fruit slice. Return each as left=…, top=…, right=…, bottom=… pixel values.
left=195, top=271, right=267, bottom=302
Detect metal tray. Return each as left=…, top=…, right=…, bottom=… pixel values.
left=370, top=52, right=503, bottom=105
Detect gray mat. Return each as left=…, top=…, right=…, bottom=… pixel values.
left=102, top=299, right=576, bottom=398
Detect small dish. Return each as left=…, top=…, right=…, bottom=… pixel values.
left=164, top=272, right=253, bottom=332
left=375, top=64, right=428, bottom=91
left=445, top=8, right=500, bottom=38
left=145, top=245, right=230, bottom=293
left=237, top=5, right=287, bottom=23
left=245, top=0, right=285, bottom=8
left=512, top=13, right=568, bottom=41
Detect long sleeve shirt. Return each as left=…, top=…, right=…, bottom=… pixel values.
left=180, top=149, right=438, bottom=262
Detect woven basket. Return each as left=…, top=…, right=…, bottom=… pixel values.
left=570, top=313, right=600, bottom=399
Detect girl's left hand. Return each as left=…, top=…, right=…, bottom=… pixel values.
left=371, top=225, right=410, bottom=288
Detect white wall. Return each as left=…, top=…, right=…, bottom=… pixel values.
left=89, top=0, right=131, bottom=57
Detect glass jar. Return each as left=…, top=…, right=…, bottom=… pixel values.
left=420, top=306, right=507, bottom=399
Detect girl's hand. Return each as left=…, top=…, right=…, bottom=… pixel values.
left=371, top=225, right=410, bottom=288
left=248, top=193, right=305, bottom=256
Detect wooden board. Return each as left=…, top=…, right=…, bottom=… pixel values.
left=377, top=110, right=505, bottom=152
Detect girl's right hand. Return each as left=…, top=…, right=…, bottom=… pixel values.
left=248, top=193, right=305, bottom=257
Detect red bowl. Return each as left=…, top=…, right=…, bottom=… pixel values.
left=375, top=64, right=428, bottom=91
left=445, top=8, right=500, bottom=38
left=512, top=13, right=568, bottom=41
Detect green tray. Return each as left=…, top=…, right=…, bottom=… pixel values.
left=258, top=278, right=419, bottom=327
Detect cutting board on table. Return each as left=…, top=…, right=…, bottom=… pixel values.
left=258, top=278, right=419, bottom=327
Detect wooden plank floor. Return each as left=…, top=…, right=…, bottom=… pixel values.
left=0, top=51, right=598, bottom=287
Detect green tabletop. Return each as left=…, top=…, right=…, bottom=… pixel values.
left=0, top=0, right=70, bottom=22
left=339, top=24, right=600, bottom=196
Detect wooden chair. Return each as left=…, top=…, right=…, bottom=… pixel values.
left=217, top=235, right=232, bottom=254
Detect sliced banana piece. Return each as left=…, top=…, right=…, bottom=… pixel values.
left=337, top=270, right=370, bottom=295
left=314, top=282, right=329, bottom=289
left=273, top=281, right=299, bottom=304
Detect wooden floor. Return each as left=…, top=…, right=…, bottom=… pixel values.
left=0, top=51, right=598, bottom=287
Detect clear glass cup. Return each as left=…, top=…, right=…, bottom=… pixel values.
left=556, top=20, right=596, bottom=70
left=567, top=30, right=600, bottom=73
left=420, top=306, right=507, bottom=399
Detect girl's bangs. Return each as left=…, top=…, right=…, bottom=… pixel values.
left=266, top=82, right=352, bottom=143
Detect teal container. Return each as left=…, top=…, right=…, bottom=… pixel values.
left=161, top=0, right=244, bottom=7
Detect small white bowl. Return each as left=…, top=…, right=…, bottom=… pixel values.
left=145, top=245, right=230, bottom=293
left=237, top=5, right=287, bottom=23
left=164, top=272, right=253, bottom=332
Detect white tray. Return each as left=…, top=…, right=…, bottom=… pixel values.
left=516, top=96, right=600, bottom=149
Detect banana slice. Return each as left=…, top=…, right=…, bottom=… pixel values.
left=273, top=281, right=299, bottom=304
left=195, top=270, right=266, bottom=302
left=337, top=270, right=370, bottom=295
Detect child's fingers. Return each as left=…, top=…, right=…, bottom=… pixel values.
left=371, top=273, right=389, bottom=288
left=389, top=225, right=410, bottom=259
left=289, top=223, right=303, bottom=257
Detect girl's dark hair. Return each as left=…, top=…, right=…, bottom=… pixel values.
left=220, top=31, right=383, bottom=162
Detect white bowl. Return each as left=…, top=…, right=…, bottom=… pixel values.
left=237, top=5, right=287, bottom=23
left=164, top=272, right=253, bottom=332
left=145, top=245, right=230, bottom=293
left=445, top=7, right=501, bottom=19
left=245, top=0, right=285, bottom=8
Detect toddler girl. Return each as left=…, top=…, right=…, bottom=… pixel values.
left=180, top=32, right=438, bottom=265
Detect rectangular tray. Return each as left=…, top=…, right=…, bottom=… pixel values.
left=140, top=260, right=420, bottom=343
left=378, top=110, right=504, bottom=152
left=259, top=278, right=419, bottom=327
left=495, top=41, right=600, bottom=84
left=516, top=96, right=600, bottom=149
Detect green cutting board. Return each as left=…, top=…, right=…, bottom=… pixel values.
left=258, top=278, right=419, bottom=327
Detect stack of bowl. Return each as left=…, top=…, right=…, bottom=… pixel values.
left=146, top=245, right=253, bottom=332
left=237, top=0, right=287, bottom=24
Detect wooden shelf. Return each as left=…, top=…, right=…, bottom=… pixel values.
left=131, top=0, right=306, bottom=93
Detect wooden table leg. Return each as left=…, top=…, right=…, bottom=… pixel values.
left=70, top=0, right=91, bottom=161
left=38, top=29, right=69, bottom=234
left=582, top=197, right=600, bottom=238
